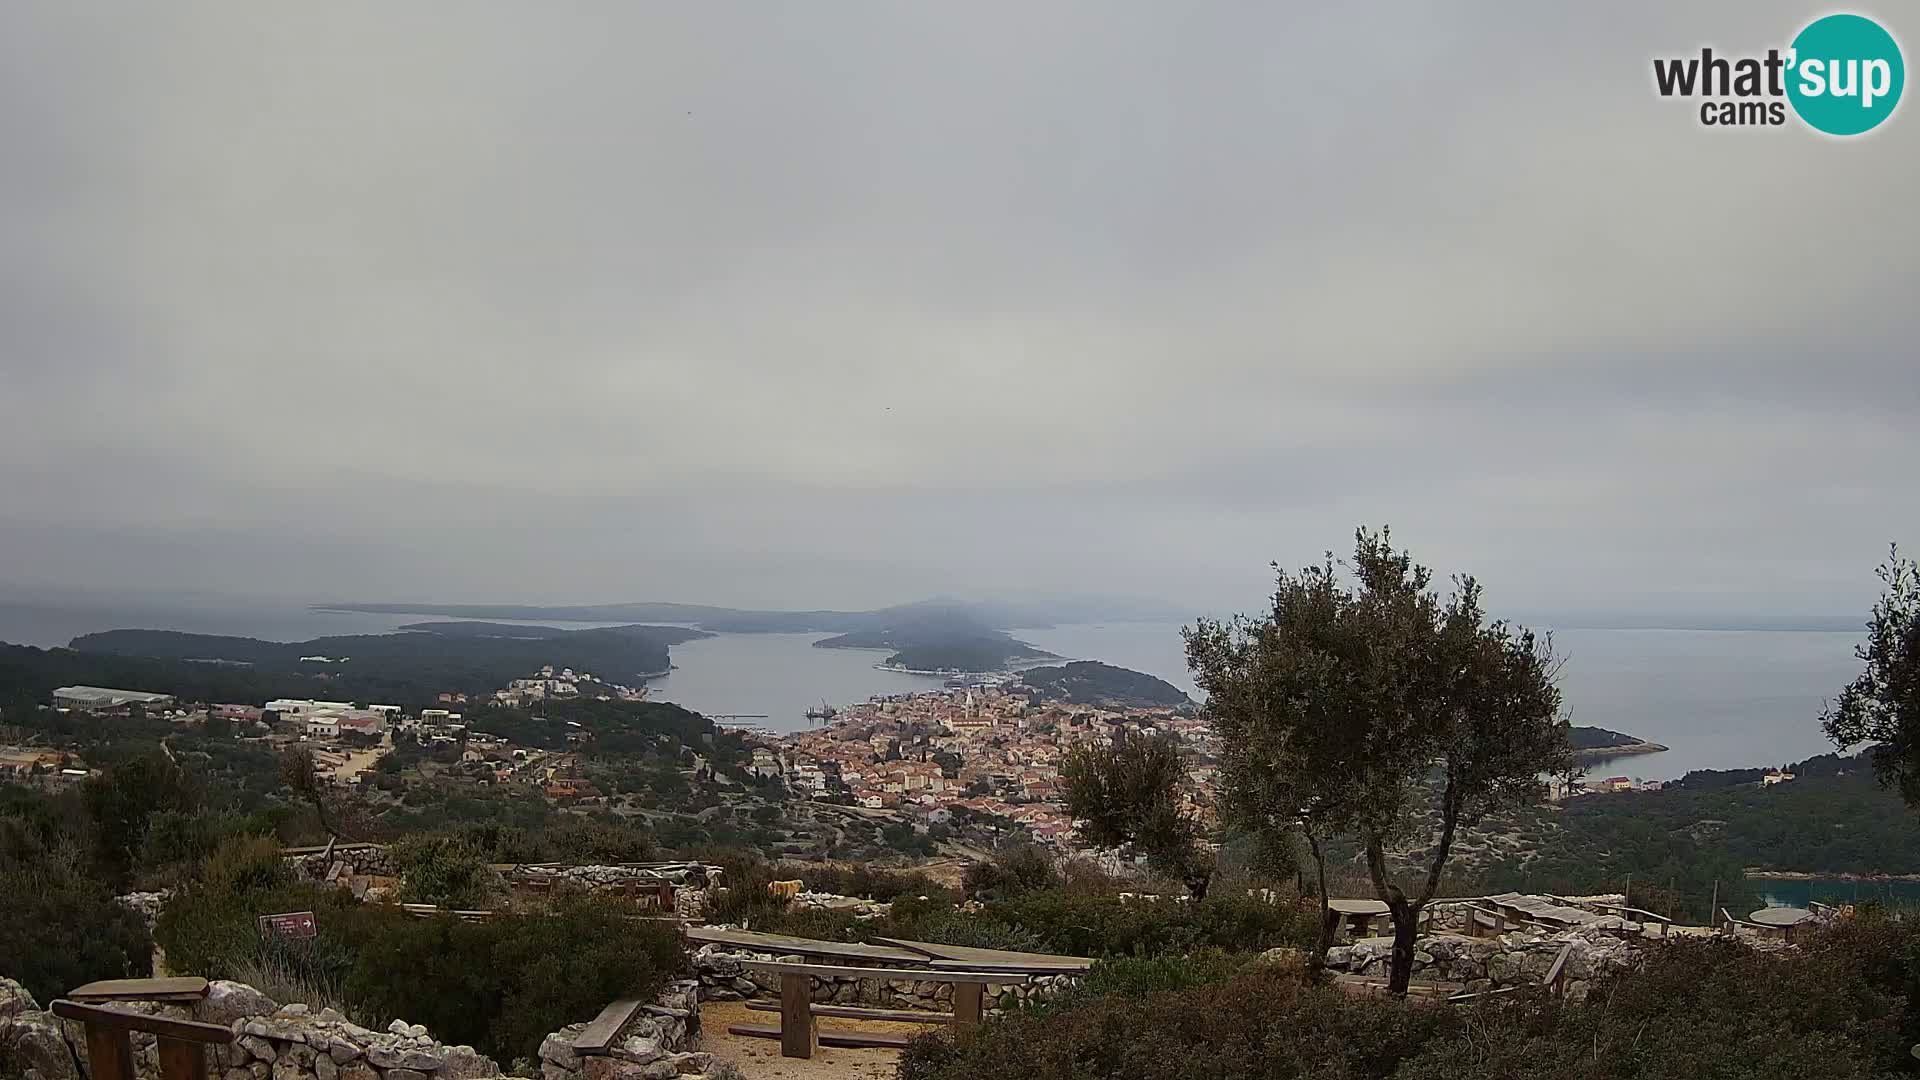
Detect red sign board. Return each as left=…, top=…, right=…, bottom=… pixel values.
left=258, top=911, right=317, bottom=940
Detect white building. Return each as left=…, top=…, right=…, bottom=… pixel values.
left=305, top=717, right=340, bottom=738
left=266, top=699, right=354, bottom=719
left=52, top=686, right=176, bottom=712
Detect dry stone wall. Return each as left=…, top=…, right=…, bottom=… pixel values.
left=534, top=981, right=711, bottom=1080
left=1322, top=927, right=1643, bottom=1001
left=691, top=945, right=1079, bottom=1013
left=285, top=846, right=396, bottom=881
left=0, top=977, right=498, bottom=1080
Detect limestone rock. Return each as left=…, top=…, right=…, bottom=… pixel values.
left=367, top=1044, right=444, bottom=1070
left=438, top=1044, right=500, bottom=1079
left=0, top=976, right=39, bottom=1018
left=238, top=1035, right=279, bottom=1063
left=2, top=1013, right=81, bottom=1080
left=667, top=1051, right=714, bottom=1074
left=611, top=1035, right=662, bottom=1064
left=200, top=982, right=280, bottom=1028
left=541, top=1026, right=586, bottom=1070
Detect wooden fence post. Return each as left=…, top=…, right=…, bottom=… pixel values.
left=780, top=973, right=818, bottom=1059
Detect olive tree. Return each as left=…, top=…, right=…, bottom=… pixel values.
left=1061, top=729, right=1214, bottom=897
left=1822, top=545, right=1920, bottom=803
left=1188, top=528, right=1569, bottom=994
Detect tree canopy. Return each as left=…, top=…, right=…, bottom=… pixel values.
left=1187, top=527, right=1570, bottom=993
left=1822, top=544, right=1920, bottom=805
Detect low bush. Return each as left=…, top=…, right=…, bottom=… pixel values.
left=346, top=895, right=687, bottom=1062
left=982, top=890, right=1312, bottom=957
left=154, top=843, right=686, bottom=1064
left=962, top=845, right=1060, bottom=900
left=786, top=861, right=954, bottom=903
left=390, top=833, right=502, bottom=909
left=0, top=848, right=153, bottom=1004
left=901, top=924, right=1920, bottom=1080
left=1075, top=948, right=1246, bottom=998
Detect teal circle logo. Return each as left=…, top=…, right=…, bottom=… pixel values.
left=1787, top=14, right=1904, bottom=135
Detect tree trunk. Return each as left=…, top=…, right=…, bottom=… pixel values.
left=1364, top=836, right=1420, bottom=996
left=1187, top=870, right=1211, bottom=900
left=1307, top=834, right=1334, bottom=968
left=1387, top=902, right=1421, bottom=995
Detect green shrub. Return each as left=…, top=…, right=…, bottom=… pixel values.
left=963, top=846, right=1060, bottom=900
left=391, top=833, right=501, bottom=909
left=984, top=890, right=1311, bottom=957
left=1077, top=948, right=1245, bottom=998
left=901, top=926, right=1918, bottom=1080
left=346, top=895, right=687, bottom=1062
left=202, top=833, right=293, bottom=897
left=0, top=849, right=153, bottom=1004
left=789, top=862, right=954, bottom=903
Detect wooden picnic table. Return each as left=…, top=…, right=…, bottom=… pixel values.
left=686, top=926, right=930, bottom=965
left=51, top=1000, right=231, bottom=1080
left=871, top=937, right=1093, bottom=974
left=1327, top=898, right=1391, bottom=938
left=69, top=978, right=210, bottom=1003
left=1748, top=905, right=1815, bottom=943
left=726, top=960, right=1030, bottom=1059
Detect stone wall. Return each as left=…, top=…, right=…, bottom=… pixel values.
left=285, top=845, right=396, bottom=881
left=1322, top=927, right=1642, bottom=1001
left=0, top=977, right=498, bottom=1080
left=115, top=890, right=172, bottom=933
left=509, top=865, right=714, bottom=920
left=534, top=981, right=714, bottom=1080
left=1, top=977, right=75, bottom=1080
left=690, top=946, right=1079, bottom=1013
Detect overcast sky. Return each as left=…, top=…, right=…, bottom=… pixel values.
left=1, top=2, right=1914, bottom=618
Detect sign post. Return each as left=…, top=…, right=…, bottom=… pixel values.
left=257, top=911, right=317, bottom=941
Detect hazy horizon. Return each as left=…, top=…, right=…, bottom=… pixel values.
left=3, top=3, right=1914, bottom=618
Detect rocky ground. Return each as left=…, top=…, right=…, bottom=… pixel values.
left=695, top=1001, right=931, bottom=1080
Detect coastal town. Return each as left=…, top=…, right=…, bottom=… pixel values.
left=749, top=680, right=1215, bottom=851
left=1, top=660, right=1739, bottom=861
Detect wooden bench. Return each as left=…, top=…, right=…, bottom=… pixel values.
left=725, top=961, right=1030, bottom=1059
left=571, top=998, right=646, bottom=1056
left=69, top=978, right=210, bottom=1004
left=51, top=1000, right=232, bottom=1080
left=745, top=1002, right=955, bottom=1024
left=1591, top=902, right=1674, bottom=938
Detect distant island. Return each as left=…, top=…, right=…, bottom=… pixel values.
left=1569, top=725, right=1669, bottom=759
left=1017, top=661, right=1192, bottom=709
left=36, top=622, right=705, bottom=707
left=316, top=595, right=1185, bottom=633
left=812, top=605, right=1058, bottom=673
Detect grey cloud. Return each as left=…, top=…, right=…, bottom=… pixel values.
left=0, top=0, right=1915, bottom=618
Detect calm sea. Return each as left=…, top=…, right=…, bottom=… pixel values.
left=0, top=600, right=1863, bottom=779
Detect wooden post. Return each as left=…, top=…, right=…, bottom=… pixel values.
left=1710, top=880, right=1719, bottom=932
left=779, top=973, right=817, bottom=1059
left=84, top=1023, right=136, bottom=1080
left=953, top=982, right=986, bottom=1029
left=157, top=1037, right=208, bottom=1080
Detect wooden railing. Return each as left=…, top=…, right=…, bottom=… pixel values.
left=49, top=1001, right=232, bottom=1080
left=725, top=961, right=1031, bottom=1059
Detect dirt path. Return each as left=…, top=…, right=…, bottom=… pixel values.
left=697, top=1000, right=940, bottom=1080
left=332, top=734, right=391, bottom=782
